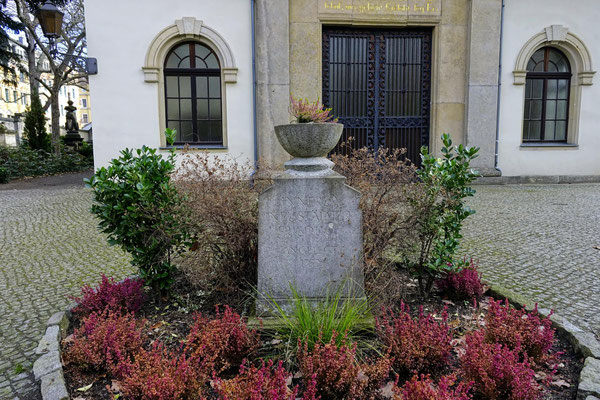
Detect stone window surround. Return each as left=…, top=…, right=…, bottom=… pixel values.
left=142, top=17, right=238, bottom=148
left=513, top=25, right=595, bottom=148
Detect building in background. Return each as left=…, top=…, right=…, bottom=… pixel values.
left=0, top=32, right=92, bottom=146
left=84, top=0, right=598, bottom=180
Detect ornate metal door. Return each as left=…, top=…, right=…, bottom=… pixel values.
left=322, top=27, right=432, bottom=164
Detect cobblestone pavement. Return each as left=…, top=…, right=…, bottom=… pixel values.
left=462, top=183, right=600, bottom=338
left=0, top=173, right=133, bottom=399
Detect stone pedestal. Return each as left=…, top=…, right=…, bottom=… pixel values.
left=256, top=157, right=364, bottom=315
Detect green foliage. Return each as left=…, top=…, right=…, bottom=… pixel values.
left=23, top=90, right=51, bottom=152
left=262, top=285, right=371, bottom=365
left=0, top=166, right=8, bottom=183
left=409, top=133, right=479, bottom=295
left=85, top=131, right=190, bottom=293
left=77, top=141, right=93, bottom=160
left=0, top=145, right=92, bottom=182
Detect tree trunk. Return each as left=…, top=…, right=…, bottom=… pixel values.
left=25, top=30, right=39, bottom=96
left=50, top=92, right=60, bottom=154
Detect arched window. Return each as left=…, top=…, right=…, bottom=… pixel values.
left=523, top=47, right=571, bottom=142
left=164, top=42, right=222, bottom=145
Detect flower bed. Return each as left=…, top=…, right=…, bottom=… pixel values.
left=56, top=270, right=582, bottom=400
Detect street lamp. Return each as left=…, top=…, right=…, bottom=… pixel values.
left=35, top=1, right=97, bottom=74
left=35, top=1, right=63, bottom=57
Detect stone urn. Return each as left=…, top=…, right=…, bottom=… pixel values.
left=274, top=123, right=343, bottom=158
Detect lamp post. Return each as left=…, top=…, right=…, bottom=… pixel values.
left=35, top=2, right=63, bottom=58
left=35, top=1, right=97, bottom=74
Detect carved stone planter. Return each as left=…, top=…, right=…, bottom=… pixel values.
left=274, top=123, right=343, bottom=158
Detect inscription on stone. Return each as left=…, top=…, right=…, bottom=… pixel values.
left=257, top=174, right=364, bottom=314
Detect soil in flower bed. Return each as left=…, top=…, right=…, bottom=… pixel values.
left=62, top=271, right=583, bottom=399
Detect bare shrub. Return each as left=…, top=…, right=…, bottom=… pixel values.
left=331, top=146, right=418, bottom=305
left=173, top=152, right=272, bottom=303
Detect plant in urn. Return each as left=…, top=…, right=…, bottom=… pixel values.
left=275, top=97, right=343, bottom=174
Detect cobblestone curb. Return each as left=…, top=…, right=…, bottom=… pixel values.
left=488, top=285, right=600, bottom=399
left=32, top=303, right=76, bottom=400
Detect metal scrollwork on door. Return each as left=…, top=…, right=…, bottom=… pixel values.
left=323, top=27, right=432, bottom=165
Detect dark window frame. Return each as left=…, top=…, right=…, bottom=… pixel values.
left=523, top=47, right=572, bottom=143
left=164, top=41, right=223, bottom=146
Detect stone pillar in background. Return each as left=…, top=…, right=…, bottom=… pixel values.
left=256, top=124, right=364, bottom=315
left=465, top=0, right=503, bottom=177
left=254, top=0, right=291, bottom=169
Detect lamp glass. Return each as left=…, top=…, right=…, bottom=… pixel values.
left=36, top=3, right=64, bottom=38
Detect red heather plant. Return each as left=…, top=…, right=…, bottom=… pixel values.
left=121, top=342, right=206, bottom=400
left=437, top=260, right=485, bottom=300
left=184, top=306, right=259, bottom=373
left=395, top=374, right=472, bottom=400
left=297, top=334, right=391, bottom=400
left=69, top=274, right=145, bottom=316
left=214, top=359, right=300, bottom=400
left=376, top=303, right=452, bottom=376
left=289, top=96, right=337, bottom=123
left=460, top=331, right=540, bottom=400
left=484, top=299, right=555, bottom=364
left=63, top=310, right=146, bottom=379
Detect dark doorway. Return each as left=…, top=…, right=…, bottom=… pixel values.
left=322, top=27, right=432, bottom=164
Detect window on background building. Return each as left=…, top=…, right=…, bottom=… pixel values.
left=4, top=89, right=8, bottom=101
left=19, top=72, right=24, bottom=82
left=82, top=113, right=88, bottom=123
left=21, top=95, right=26, bottom=105
left=72, top=88, right=75, bottom=98
left=164, top=42, right=223, bottom=145
left=13, top=91, right=17, bottom=103
left=523, top=47, right=571, bottom=143
left=81, top=98, right=87, bottom=108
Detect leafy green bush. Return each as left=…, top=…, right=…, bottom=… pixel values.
left=86, top=130, right=190, bottom=293
left=0, top=166, right=8, bottom=183
left=0, top=145, right=93, bottom=182
left=408, top=133, right=479, bottom=295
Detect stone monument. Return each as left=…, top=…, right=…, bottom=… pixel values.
left=256, top=123, right=364, bottom=315
left=63, top=99, right=83, bottom=148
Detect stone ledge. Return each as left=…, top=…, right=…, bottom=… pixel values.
left=579, top=358, right=600, bottom=399
left=32, top=307, right=72, bottom=399
left=474, top=175, right=600, bottom=185
left=488, top=284, right=600, bottom=400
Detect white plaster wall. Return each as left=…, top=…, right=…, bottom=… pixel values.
left=84, top=0, right=254, bottom=168
left=498, top=0, right=600, bottom=176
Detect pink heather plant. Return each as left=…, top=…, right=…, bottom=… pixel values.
left=376, top=302, right=452, bottom=376
left=64, top=310, right=146, bottom=379
left=214, top=359, right=299, bottom=400
left=290, top=96, right=338, bottom=123
left=184, top=305, right=260, bottom=373
left=460, top=331, right=541, bottom=400
left=122, top=341, right=206, bottom=400
left=69, top=274, right=145, bottom=316
left=297, top=333, right=391, bottom=400
left=483, top=299, right=555, bottom=364
left=437, top=260, right=485, bottom=300
left=396, top=374, right=473, bottom=400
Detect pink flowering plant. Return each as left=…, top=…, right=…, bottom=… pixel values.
left=483, top=299, right=556, bottom=364
left=69, top=274, right=145, bottom=316
left=437, top=259, right=485, bottom=300
left=376, top=302, right=452, bottom=376
left=290, top=96, right=338, bottom=123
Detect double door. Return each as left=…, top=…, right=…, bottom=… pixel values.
left=322, top=27, right=432, bottom=164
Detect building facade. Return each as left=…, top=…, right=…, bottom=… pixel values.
left=85, top=0, right=598, bottom=179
